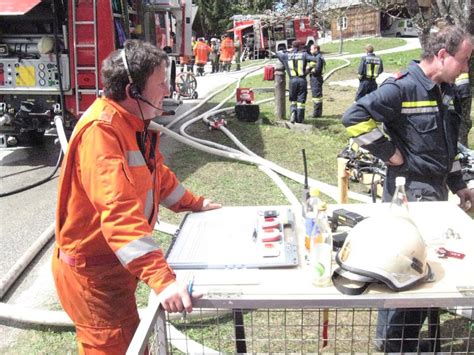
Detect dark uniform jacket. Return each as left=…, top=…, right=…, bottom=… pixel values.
left=277, top=50, right=315, bottom=78
left=309, top=53, right=325, bottom=77
left=455, top=73, right=471, bottom=98
left=358, top=53, right=383, bottom=80
left=342, top=61, right=465, bottom=194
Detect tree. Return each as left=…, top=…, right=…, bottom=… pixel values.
left=194, top=0, right=234, bottom=38
left=360, top=0, right=471, bottom=46
left=360, top=0, right=473, bottom=86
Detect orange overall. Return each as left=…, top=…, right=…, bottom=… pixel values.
left=53, top=97, right=204, bottom=354
left=219, top=37, right=235, bottom=64
left=193, top=41, right=211, bottom=65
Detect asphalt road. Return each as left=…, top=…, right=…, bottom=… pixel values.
left=0, top=136, right=60, bottom=281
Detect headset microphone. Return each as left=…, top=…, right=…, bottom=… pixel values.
left=134, top=92, right=160, bottom=110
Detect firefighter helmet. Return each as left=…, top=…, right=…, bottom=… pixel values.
left=334, top=215, right=432, bottom=293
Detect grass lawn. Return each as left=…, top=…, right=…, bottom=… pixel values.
left=4, top=37, right=473, bottom=354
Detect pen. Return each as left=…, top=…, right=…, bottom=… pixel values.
left=187, top=275, right=195, bottom=295
left=182, top=275, right=195, bottom=320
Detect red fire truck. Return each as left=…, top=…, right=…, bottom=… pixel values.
left=0, top=0, right=194, bottom=147
left=231, top=14, right=318, bottom=59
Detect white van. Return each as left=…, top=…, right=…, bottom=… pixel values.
left=382, top=19, right=419, bottom=37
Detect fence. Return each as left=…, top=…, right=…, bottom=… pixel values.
left=129, top=302, right=474, bottom=354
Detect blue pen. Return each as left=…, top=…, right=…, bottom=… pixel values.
left=182, top=276, right=194, bottom=320
left=187, top=275, right=195, bottom=295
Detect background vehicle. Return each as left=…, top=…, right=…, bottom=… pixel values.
left=382, top=18, right=418, bottom=37
left=0, top=0, right=195, bottom=147
left=231, top=14, right=318, bottom=59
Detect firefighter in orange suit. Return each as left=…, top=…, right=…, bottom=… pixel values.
left=52, top=39, right=221, bottom=354
left=219, top=34, right=235, bottom=71
left=193, top=37, right=212, bottom=76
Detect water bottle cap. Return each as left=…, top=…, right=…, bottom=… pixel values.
left=310, top=187, right=320, bottom=197
left=395, top=176, right=406, bottom=186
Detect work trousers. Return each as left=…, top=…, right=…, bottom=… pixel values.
left=458, top=95, right=472, bottom=147
left=210, top=53, right=219, bottom=73
left=310, top=75, right=323, bottom=118
left=52, top=247, right=140, bottom=354
left=376, top=172, right=444, bottom=353
left=355, top=78, right=377, bottom=101
left=289, top=77, right=307, bottom=123
left=220, top=61, right=231, bottom=72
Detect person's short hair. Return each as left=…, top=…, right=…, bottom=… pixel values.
left=421, top=25, right=471, bottom=60
left=292, top=40, right=304, bottom=49
left=311, top=44, right=320, bottom=53
left=365, top=44, right=374, bottom=53
left=101, top=39, right=169, bottom=101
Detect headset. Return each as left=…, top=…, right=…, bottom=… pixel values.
left=120, top=48, right=161, bottom=109
left=120, top=48, right=175, bottom=115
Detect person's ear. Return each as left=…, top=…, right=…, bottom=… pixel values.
left=437, top=48, right=448, bottom=64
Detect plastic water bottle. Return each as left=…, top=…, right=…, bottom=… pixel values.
left=304, top=188, right=321, bottom=252
left=310, top=202, right=333, bottom=287
left=390, top=176, right=410, bottom=218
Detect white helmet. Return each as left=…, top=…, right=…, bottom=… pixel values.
left=333, top=215, right=432, bottom=294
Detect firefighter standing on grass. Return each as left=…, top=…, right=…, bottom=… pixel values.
left=52, top=40, right=221, bottom=354
left=355, top=44, right=383, bottom=101
left=276, top=40, right=313, bottom=123
left=308, top=44, right=326, bottom=118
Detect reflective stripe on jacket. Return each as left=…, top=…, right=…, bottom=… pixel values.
left=308, top=54, right=325, bottom=77
left=342, top=60, right=466, bottom=193
left=358, top=53, right=383, bottom=80
left=455, top=72, right=471, bottom=98
left=276, top=50, right=316, bottom=79
left=55, top=97, right=204, bottom=292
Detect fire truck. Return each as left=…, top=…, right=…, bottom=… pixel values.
left=0, top=0, right=195, bottom=147
left=231, top=14, right=318, bottom=59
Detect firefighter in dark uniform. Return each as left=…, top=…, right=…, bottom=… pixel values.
left=455, top=72, right=472, bottom=146
left=355, top=44, right=383, bottom=101
left=276, top=40, right=313, bottom=123
left=308, top=44, right=325, bottom=118
left=342, top=26, right=474, bottom=353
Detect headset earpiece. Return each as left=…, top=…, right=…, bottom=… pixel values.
left=128, top=84, right=141, bottom=99
left=120, top=49, right=141, bottom=99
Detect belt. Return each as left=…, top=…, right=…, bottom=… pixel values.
left=58, top=249, right=120, bottom=267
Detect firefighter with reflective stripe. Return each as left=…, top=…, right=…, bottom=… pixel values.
left=276, top=40, right=314, bottom=123
left=355, top=44, right=383, bottom=101
left=342, top=26, right=473, bottom=353
left=219, top=34, right=235, bottom=72
left=308, top=44, right=325, bottom=118
left=53, top=40, right=221, bottom=354
left=455, top=72, right=472, bottom=146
